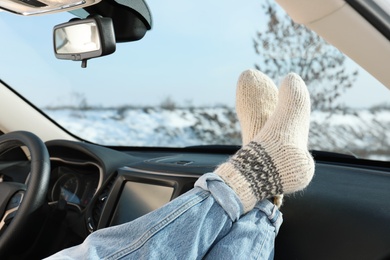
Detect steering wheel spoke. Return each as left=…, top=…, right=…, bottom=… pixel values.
left=0, top=183, right=25, bottom=232
left=0, top=131, right=50, bottom=257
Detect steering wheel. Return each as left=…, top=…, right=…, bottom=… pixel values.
left=0, top=131, right=50, bottom=257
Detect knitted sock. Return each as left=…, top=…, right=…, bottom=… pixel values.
left=235, top=69, right=284, bottom=208
left=236, top=69, right=278, bottom=146
left=216, top=73, right=314, bottom=213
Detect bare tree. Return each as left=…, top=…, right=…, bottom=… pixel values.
left=254, top=1, right=358, bottom=112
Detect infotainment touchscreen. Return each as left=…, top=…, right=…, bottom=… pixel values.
left=110, top=181, right=174, bottom=226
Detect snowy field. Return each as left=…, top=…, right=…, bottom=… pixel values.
left=44, top=106, right=390, bottom=161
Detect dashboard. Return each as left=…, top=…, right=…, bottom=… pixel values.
left=44, top=140, right=231, bottom=235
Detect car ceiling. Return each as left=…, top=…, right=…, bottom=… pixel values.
left=276, top=0, right=390, bottom=92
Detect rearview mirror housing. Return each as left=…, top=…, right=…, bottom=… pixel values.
left=53, top=16, right=116, bottom=68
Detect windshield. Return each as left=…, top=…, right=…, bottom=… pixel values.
left=1, top=0, right=390, bottom=161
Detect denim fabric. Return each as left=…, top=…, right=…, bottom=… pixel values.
left=45, top=173, right=282, bottom=260
left=204, top=199, right=282, bottom=260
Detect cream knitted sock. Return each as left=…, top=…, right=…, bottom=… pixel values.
left=235, top=69, right=284, bottom=208
left=236, top=69, right=278, bottom=146
left=216, top=73, right=314, bottom=213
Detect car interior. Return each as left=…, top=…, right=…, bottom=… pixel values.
left=0, top=0, right=390, bottom=259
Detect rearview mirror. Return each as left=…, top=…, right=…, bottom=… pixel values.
left=53, top=16, right=116, bottom=68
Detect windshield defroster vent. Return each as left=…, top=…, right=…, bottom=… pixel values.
left=142, top=154, right=230, bottom=173
left=168, top=160, right=194, bottom=166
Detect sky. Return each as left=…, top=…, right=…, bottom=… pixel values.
left=0, top=0, right=389, bottom=109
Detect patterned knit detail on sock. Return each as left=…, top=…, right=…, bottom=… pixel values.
left=229, top=141, right=284, bottom=200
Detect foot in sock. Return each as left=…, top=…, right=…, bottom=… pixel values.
left=235, top=69, right=284, bottom=208
left=216, top=72, right=314, bottom=213
left=236, top=69, right=278, bottom=145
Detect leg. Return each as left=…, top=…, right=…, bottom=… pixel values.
left=235, top=69, right=284, bottom=208
left=205, top=69, right=284, bottom=260
left=216, top=72, right=314, bottom=213
left=204, top=200, right=282, bottom=260
left=204, top=71, right=314, bottom=259
left=46, top=174, right=241, bottom=260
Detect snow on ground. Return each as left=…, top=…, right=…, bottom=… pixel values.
left=309, top=110, right=390, bottom=159
left=46, top=107, right=241, bottom=147
left=44, top=107, right=390, bottom=161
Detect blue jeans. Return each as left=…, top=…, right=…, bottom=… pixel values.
left=46, top=173, right=282, bottom=259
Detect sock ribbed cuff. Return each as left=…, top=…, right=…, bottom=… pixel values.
left=216, top=141, right=283, bottom=212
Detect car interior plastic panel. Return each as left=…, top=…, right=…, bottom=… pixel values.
left=276, top=0, right=390, bottom=94
left=275, top=162, right=390, bottom=260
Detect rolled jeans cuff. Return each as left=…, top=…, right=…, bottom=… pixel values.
left=195, top=172, right=244, bottom=221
